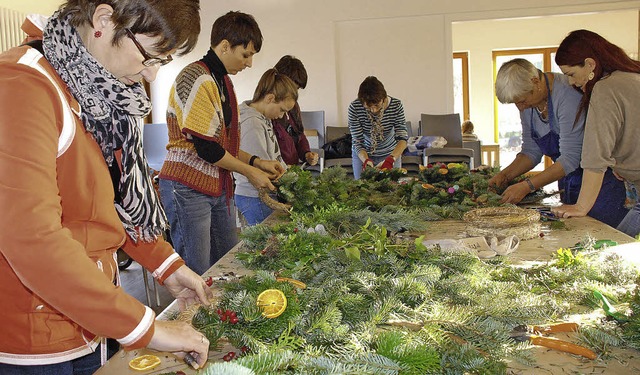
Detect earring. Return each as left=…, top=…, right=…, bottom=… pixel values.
left=94, top=30, right=102, bottom=38
left=588, top=71, right=595, bottom=81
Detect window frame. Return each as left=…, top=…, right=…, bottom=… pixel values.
left=453, top=51, right=470, bottom=121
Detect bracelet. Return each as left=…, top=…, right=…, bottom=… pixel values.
left=524, top=178, right=536, bottom=192
left=249, top=155, right=259, bottom=166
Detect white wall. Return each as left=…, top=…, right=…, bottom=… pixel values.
left=453, top=10, right=639, bottom=144
left=1, top=0, right=639, bottom=134
left=334, top=15, right=450, bottom=131
left=152, top=0, right=640, bottom=129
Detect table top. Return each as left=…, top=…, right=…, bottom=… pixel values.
left=96, top=215, right=640, bottom=375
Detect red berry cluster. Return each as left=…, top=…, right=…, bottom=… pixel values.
left=222, top=351, right=236, bottom=361
left=217, top=308, right=239, bottom=324
left=204, top=276, right=213, bottom=287
left=222, top=346, right=250, bottom=362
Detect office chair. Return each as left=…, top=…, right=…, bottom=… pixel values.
left=323, top=125, right=354, bottom=177
left=299, top=111, right=326, bottom=175
left=400, top=120, right=422, bottom=175
left=142, top=123, right=169, bottom=173
left=300, top=110, right=325, bottom=147
left=420, top=113, right=474, bottom=168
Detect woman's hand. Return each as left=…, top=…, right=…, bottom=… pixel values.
left=255, top=159, right=285, bottom=179
left=148, top=320, right=210, bottom=369
left=245, top=168, right=276, bottom=191
left=376, top=155, right=395, bottom=170
left=163, top=265, right=213, bottom=310
left=551, top=203, right=589, bottom=219
left=500, top=181, right=529, bottom=204
left=305, top=151, right=319, bottom=166
left=362, top=158, right=374, bottom=171
left=488, top=173, right=509, bottom=192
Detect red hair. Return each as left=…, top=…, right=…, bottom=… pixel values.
left=555, top=29, right=640, bottom=121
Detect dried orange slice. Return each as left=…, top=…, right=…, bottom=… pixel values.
left=256, top=289, right=287, bottom=318
left=276, top=277, right=307, bottom=289
left=128, top=354, right=161, bottom=371
left=421, top=183, right=435, bottom=190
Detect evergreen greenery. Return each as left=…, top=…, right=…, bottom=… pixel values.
left=186, top=226, right=640, bottom=374
left=166, top=167, right=640, bottom=374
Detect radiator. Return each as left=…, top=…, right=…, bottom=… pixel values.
left=0, top=7, right=26, bottom=53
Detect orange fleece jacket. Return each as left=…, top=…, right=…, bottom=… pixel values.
left=0, top=45, right=183, bottom=365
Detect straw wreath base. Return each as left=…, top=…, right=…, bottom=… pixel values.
left=463, top=206, right=541, bottom=240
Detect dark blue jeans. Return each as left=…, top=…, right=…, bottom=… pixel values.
left=0, top=339, right=118, bottom=375
left=617, top=201, right=640, bottom=238
left=158, top=178, right=239, bottom=275
left=561, top=168, right=628, bottom=228
left=235, top=194, right=272, bottom=226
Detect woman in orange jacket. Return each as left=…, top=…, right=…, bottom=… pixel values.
left=0, top=1, right=212, bottom=373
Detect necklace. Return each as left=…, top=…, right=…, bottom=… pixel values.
left=211, top=74, right=226, bottom=103
left=536, top=101, right=547, bottom=113
left=535, top=100, right=548, bottom=121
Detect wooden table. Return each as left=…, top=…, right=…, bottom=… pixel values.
left=96, top=215, right=640, bottom=375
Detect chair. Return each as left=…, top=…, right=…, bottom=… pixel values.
left=405, top=120, right=417, bottom=138
left=300, top=110, right=325, bottom=147
left=140, top=123, right=170, bottom=306
left=323, top=126, right=353, bottom=176
left=302, top=148, right=324, bottom=176
left=463, top=140, right=482, bottom=167
left=481, top=144, right=500, bottom=167
left=401, top=121, right=422, bottom=175
left=419, top=113, right=474, bottom=168
left=143, top=123, right=169, bottom=172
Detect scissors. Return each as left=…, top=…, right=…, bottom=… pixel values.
left=529, top=207, right=559, bottom=221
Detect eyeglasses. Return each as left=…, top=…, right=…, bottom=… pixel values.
left=125, top=29, right=173, bottom=67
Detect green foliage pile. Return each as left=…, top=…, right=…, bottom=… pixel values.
left=188, top=222, right=640, bottom=374
left=276, top=164, right=502, bottom=217
left=168, top=164, right=640, bottom=374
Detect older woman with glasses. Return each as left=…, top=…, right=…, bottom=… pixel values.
left=348, top=76, right=408, bottom=179
left=0, top=1, right=212, bottom=373
left=490, top=58, right=627, bottom=228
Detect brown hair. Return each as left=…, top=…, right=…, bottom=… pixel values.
left=461, top=120, right=474, bottom=134
left=210, top=11, right=262, bottom=52
left=251, top=69, right=298, bottom=103
left=274, top=55, right=307, bottom=89
left=357, top=76, right=387, bottom=105
left=59, top=0, right=200, bottom=56
left=555, top=29, right=640, bottom=121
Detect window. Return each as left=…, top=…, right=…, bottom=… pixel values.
left=453, top=52, right=469, bottom=121
left=493, top=48, right=559, bottom=172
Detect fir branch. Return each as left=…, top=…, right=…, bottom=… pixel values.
left=200, top=362, right=256, bottom=375
left=578, top=322, right=625, bottom=357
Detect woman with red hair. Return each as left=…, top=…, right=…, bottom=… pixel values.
left=552, top=29, right=640, bottom=237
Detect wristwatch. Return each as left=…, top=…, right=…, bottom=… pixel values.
left=524, top=178, right=536, bottom=192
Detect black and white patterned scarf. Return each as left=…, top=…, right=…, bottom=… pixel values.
left=42, top=12, right=167, bottom=242
left=367, top=105, right=385, bottom=153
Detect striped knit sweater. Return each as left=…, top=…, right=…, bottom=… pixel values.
left=159, top=62, right=239, bottom=197
left=347, top=97, right=408, bottom=157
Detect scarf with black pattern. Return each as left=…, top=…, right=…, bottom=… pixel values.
left=42, top=11, right=167, bottom=242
